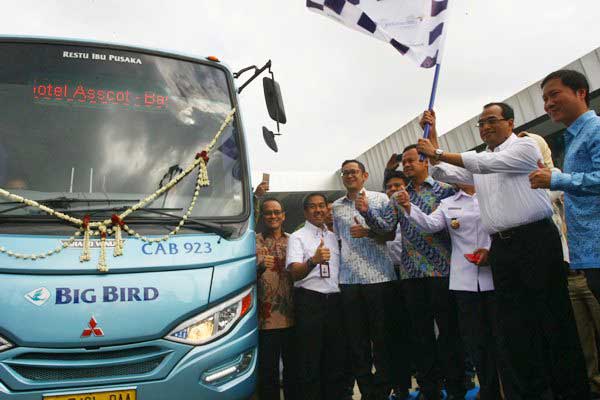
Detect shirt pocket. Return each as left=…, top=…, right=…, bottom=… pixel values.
left=445, top=208, right=463, bottom=223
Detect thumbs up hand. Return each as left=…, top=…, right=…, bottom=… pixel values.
left=263, top=254, right=275, bottom=270
left=394, top=187, right=411, bottom=213
left=257, top=247, right=275, bottom=270
left=256, top=246, right=267, bottom=265
left=528, top=159, right=552, bottom=189
left=312, top=239, right=331, bottom=264
left=537, top=160, right=545, bottom=169
left=350, top=216, right=370, bottom=238
left=355, top=191, right=369, bottom=213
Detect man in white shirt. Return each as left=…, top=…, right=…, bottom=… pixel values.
left=286, top=192, right=346, bottom=400
left=416, top=104, right=589, bottom=400
left=396, top=183, right=501, bottom=400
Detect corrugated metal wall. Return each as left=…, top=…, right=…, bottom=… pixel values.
left=353, top=47, right=600, bottom=191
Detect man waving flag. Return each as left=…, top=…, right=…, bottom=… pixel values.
left=306, top=0, right=449, bottom=68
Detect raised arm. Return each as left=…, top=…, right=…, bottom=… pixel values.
left=419, top=136, right=541, bottom=175
left=355, top=193, right=398, bottom=234
left=286, top=237, right=331, bottom=282
left=394, top=186, right=445, bottom=233
left=430, top=162, right=474, bottom=185
left=406, top=203, right=446, bottom=233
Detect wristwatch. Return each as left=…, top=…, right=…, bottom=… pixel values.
left=306, top=257, right=317, bottom=271
left=434, top=148, right=444, bottom=160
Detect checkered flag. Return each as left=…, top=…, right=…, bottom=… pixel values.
left=307, top=0, right=450, bottom=68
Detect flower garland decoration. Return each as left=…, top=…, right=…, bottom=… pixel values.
left=0, top=108, right=236, bottom=272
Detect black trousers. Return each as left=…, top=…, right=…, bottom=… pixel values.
left=258, top=327, right=297, bottom=400
left=584, top=269, right=600, bottom=304
left=490, top=218, right=590, bottom=400
left=401, top=277, right=466, bottom=399
left=454, top=290, right=502, bottom=400
left=385, top=278, right=413, bottom=395
left=294, top=288, right=346, bottom=400
left=340, top=282, right=394, bottom=400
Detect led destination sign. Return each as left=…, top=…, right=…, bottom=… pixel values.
left=33, top=79, right=169, bottom=110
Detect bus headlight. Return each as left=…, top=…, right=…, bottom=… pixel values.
left=0, top=336, right=13, bottom=353
left=166, top=287, right=253, bottom=345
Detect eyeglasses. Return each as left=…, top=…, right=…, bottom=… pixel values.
left=475, top=118, right=509, bottom=128
left=262, top=210, right=283, bottom=217
left=341, top=169, right=362, bottom=177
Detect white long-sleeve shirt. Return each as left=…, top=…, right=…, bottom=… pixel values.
left=430, top=134, right=553, bottom=234
left=407, top=191, right=494, bottom=292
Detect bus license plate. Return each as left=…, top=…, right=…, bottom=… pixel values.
left=44, top=389, right=136, bottom=400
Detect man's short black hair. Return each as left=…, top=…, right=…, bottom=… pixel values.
left=260, top=197, right=284, bottom=213
left=341, top=159, right=366, bottom=172
left=541, top=69, right=590, bottom=106
left=303, top=192, right=328, bottom=210
left=384, top=170, right=409, bottom=186
left=402, top=144, right=418, bottom=154
left=483, top=102, right=515, bottom=120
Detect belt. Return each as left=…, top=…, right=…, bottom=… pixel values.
left=491, top=218, right=553, bottom=241
left=294, top=287, right=340, bottom=299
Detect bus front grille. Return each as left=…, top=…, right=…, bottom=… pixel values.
left=5, top=346, right=172, bottom=383
left=11, top=356, right=164, bottom=381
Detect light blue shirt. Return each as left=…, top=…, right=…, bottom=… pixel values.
left=551, top=110, right=600, bottom=269
left=332, top=190, right=397, bottom=284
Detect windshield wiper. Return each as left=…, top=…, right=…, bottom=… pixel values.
left=132, top=208, right=234, bottom=238
left=0, top=197, right=140, bottom=215
left=0, top=202, right=233, bottom=238
left=51, top=206, right=233, bottom=238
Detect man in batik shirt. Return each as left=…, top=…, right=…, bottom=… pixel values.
left=256, top=198, right=296, bottom=400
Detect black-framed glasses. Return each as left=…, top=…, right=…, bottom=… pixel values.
left=475, top=118, right=509, bottom=128
left=262, top=210, right=283, bottom=217
left=340, top=169, right=361, bottom=177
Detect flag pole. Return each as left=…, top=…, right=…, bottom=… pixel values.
left=419, top=63, right=442, bottom=160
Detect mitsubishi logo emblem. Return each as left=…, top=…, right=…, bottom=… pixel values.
left=81, top=317, right=104, bottom=337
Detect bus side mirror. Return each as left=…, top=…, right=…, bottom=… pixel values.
left=263, top=77, right=286, bottom=124
left=262, top=126, right=279, bottom=153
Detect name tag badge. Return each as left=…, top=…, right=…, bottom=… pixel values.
left=320, top=263, right=330, bottom=278
left=451, top=218, right=460, bottom=229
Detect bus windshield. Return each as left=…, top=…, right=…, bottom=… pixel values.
left=0, top=41, right=245, bottom=222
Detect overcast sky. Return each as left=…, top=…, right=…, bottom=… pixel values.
left=3, top=0, right=600, bottom=184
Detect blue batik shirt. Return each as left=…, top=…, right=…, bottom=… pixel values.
left=551, top=110, right=600, bottom=269
left=332, top=190, right=397, bottom=285
left=362, top=177, right=455, bottom=279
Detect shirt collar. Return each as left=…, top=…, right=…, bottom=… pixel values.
left=567, top=110, right=596, bottom=137
left=343, top=188, right=367, bottom=202
left=304, top=220, right=329, bottom=236
left=261, top=230, right=289, bottom=240
left=407, top=176, right=435, bottom=191
left=486, top=133, right=517, bottom=153
left=453, top=190, right=474, bottom=200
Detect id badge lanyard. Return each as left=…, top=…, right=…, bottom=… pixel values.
left=318, top=231, right=330, bottom=279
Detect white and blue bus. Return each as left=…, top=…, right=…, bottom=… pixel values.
left=0, top=37, right=283, bottom=400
